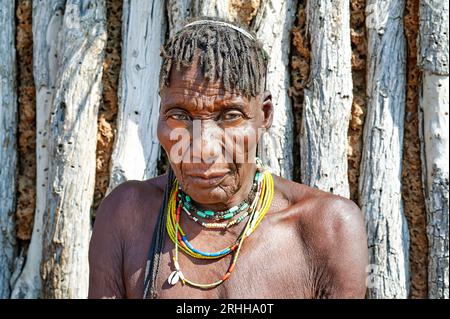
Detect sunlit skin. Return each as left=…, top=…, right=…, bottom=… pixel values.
left=88, top=54, right=369, bottom=299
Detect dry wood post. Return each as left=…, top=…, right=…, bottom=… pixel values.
left=166, top=0, right=231, bottom=36
left=300, top=0, right=353, bottom=197
left=107, top=0, right=167, bottom=193
left=417, top=0, right=449, bottom=299
left=359, top=0, right=410, bottom=298
left=0, top=1, right=18, bottom=299
left=253, top=0, right=297, bottom=179
left=32, top=0, right=106, bottom=299
left=11, top=0, right=65, bottom=299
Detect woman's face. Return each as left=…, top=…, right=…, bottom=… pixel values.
left=157, top=55, right=273, bottom=208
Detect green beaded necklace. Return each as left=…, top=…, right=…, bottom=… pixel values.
left=178, top=172, right=259, bottom=229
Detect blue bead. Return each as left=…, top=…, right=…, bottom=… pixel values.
left=228, top=206, right=238, bottom=214
left=204, top=210, right=215, bottom=216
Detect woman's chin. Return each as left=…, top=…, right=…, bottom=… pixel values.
left=182, top=184, right=229, bottom=205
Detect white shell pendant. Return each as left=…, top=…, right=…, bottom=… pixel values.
left=168, top=271, right=180, bottom=285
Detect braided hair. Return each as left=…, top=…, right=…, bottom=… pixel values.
left=159, top=16, right=269, bottom=98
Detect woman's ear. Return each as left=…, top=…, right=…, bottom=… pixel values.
left=261, top=90, right=273, bottom=130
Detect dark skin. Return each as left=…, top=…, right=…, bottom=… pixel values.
left=88, top=55, right=369, bottom=299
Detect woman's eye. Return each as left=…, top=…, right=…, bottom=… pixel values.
left=169, top=113, right=190, bottom=121
left=222, top=111, right=244, bottom=121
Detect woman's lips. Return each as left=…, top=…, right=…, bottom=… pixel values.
left=184, top=171, right=228, bottom=187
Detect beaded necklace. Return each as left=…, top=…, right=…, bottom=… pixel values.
left=165, top=166, right=274, bottom=289
left=178, top=172, right=259, bottom=222
left=178, top=172, right=261, bottom=229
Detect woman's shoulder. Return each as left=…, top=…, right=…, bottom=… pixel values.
left=93, top=174, right=169, bottom=232
left=271, top=174, right=364, bottom=256
left=106, top=174, right=168, bottom=206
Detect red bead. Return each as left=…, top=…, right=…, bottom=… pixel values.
left=222, top=273, right=231, bottom=281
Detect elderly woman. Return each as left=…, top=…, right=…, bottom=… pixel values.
left=88, top=17, right=368, bottom=299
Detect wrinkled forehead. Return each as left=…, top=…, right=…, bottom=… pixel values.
left=163, top=48, right=256, bottom=93
left=160, top=56, right=255, bottom=108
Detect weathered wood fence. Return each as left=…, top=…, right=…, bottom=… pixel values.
left=0, top=0, right=448, bottom=299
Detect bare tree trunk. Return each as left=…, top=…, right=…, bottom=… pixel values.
left=299, top=0, right=352, bottom=196
left=11, top=0, right=65, bottom=299
left=0, top=1, right=18, bottom=299
left=253, top=0, right=296, bottom=179
left=32, top=0, right=107, bottom=299
left=107, top=0, right=167, bottom=193
left=166, top=0, right=234, bottom=37
left=417, top=0, right=449, bottom=299
left=360, top=0, right=410, bottom=298
left=166, top=0, right=190, bottom=36
left=190, top=0, right=230, bottom=19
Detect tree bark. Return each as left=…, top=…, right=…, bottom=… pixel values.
left=417, top=0, right=449, bottom=299
left=33, top=0, right=106, bottom=299
left=0, top=1, right=18, bottom=299
left=166, top=0, right=231, bottom=38
left=299, top=0, right=352, bottom=196
left=11, top=0, right=65, bottom=299
left=253, top=0, right=296, bottom=179
left=360, top=0, right=410, bottom=298
left=107, top=0, right=167, bottom=193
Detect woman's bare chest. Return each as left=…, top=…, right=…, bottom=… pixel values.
left=154, top=220, right=313, bottom=299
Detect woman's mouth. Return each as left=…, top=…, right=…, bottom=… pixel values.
left=184, top=171, right=229, bottom=188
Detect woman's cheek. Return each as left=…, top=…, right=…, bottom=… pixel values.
left=224, top=126, right=258, bottom=163
left=157, top=119, right=180, bottom=157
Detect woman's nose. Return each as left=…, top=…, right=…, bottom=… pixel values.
left=192, top=119, right=223, bottom=163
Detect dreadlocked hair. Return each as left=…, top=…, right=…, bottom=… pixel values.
left=159, top=16, right=269, bottom=98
